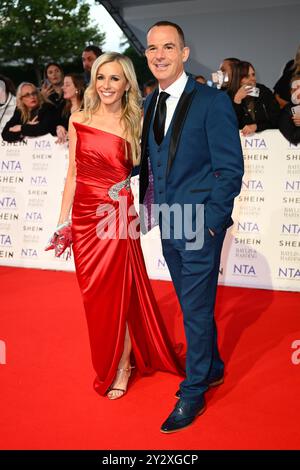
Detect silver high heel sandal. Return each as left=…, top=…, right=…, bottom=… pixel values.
left=107, top=366, right=135, bottom=400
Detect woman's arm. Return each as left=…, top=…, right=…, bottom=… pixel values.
left=57, top=114, right=79, bottom=225
left=21, top=104, right=60, bottom=137
left=274, top=93, right=289, bottom=110
left=279, top=105, right=300, bottom=145
left=1, top=109, right=23, bottom=142
left=256, top=86, right=280, bottom=132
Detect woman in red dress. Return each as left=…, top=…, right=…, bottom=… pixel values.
left=56, top=52, right=184, bottom=399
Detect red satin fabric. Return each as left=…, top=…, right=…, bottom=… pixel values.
left=72, top=122, right=185, bottom=395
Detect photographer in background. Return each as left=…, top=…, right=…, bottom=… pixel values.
left=228, top=61, right=280, bottom=136
left=279, top=75, right=300, bottom=145
left=0, top=74, right=16, bottom=134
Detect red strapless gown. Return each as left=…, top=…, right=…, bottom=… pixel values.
left=72, top=122, right=184, bottom=395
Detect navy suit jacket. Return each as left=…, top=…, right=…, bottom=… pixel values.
left=139, top=76, right=244, bottom=235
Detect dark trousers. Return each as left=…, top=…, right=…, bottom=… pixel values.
left=161, top=227, right=226, bottom=402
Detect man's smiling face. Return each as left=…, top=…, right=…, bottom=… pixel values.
left=145, top=25, right=190, bottom=90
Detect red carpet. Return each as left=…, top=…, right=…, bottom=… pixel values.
left=0, top=266, right=299, bottom=450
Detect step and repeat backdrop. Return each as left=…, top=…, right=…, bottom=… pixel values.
left=0, top=131, right=299, bottom=291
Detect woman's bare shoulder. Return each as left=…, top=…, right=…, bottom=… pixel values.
left=69, top=111, right=85, bottom=125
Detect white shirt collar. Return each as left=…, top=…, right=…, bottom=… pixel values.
left=159, top=71, right=188, bottom=98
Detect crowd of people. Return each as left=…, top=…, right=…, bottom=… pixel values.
left=1, top=44, right=300, bottom=145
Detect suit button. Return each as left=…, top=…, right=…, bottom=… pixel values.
left=157, top=161, right=161, bottom=167
left=159, top=190, right=163, bottom=194
left=158, top=148, right=161, bottom=153
left=158, top=176, right=162, bottom=180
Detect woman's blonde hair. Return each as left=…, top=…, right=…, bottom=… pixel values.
left=83, top=52, right=142, bottom=165
left=16, top=82, right=44, bottom=123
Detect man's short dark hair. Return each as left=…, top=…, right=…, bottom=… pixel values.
left=83, top=45, right=103, bottom=57
left=147, top=21, right=185, bottom=47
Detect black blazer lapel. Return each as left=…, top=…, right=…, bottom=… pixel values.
left=167, top=82, right=197, bottom=175
left=139, top=90, right=158, bottom=204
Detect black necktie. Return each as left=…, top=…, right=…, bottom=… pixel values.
left=153, top=91, right=170, bottom=145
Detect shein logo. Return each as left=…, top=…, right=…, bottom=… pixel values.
left=0, top=197, right=17, bottom=208
left=34, top=140, right=52, bottom=149
left=278, top=267, right=300, bottom=278
left=233, top=264, right=256, bottom=275
left=0, top=160, right=22, bottom=172
left=21, top=248, right=38, bottom=257
left=244, top=138, right=267, bottom=148
left=30, top=176, right=47, bottom=185
left=242, top=180, right=264, bottom=191
left=291, top=340, right=300, bottom=365
left=0, top=234, right=12, bottom=246
left=281, top=224, right=300, bottom=235
left=0, top=340, right=6, bottom=365
left=237, top=222, right=259, bottom=233
left=285, top=181, right=300, bottom=191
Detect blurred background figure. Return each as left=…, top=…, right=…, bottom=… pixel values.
left=143, top=78, right=158, bottom=97
left=195, top=75, right=206, bottom=84
left=41, top=62, right=64, bottom=112
left=279, top=74, right=300, bottom=145
left=82, top=45, right=103, bottom=85
left=2, top=82, right=60, bottom=142
left=228, top=61, right=280, bottom=136
left=218, top=57, right=240, bottom=90
left=0, top=74, right=16, bottom=133
left=274, top=45, right=300, bottom=109
left=56, top=73, right=85, bottom=144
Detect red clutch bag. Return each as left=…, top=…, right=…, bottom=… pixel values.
left=45, top=221, right=72, bottom=259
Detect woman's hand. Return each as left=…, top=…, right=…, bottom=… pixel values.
left=241, top=124, right=257, bottom=136
left=41, top=83, right=55, bottom=99
left=234, top=85, right=251, bottom=104
left=292, top=114, right=300, bottom=127
left=9, top=125, right=22, bottom=132
left=27, top=116, right=39, bottom=125
left=56, top=125, right=68, bottom=144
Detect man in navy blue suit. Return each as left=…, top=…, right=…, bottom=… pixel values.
left=139, top=21, right=244, bottom=433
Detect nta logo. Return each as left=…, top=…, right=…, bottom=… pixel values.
left=279, top=267, right=300, bottom=278
left=281, top=224, right=300, bottom=235
left=244, top=138, right=267, bottom=148
left=237, top=222, right=260, bottom=232
left=233, top=264, right=256, bottom=275
left=242, top=180, right=264, bottom=191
